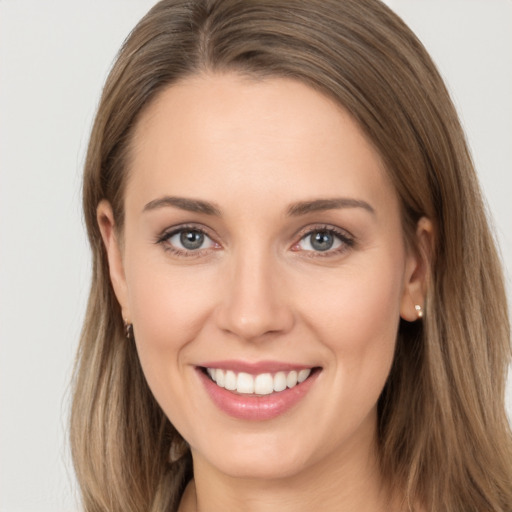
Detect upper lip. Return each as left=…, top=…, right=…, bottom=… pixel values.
left=197, top=360, right=317, bottom=374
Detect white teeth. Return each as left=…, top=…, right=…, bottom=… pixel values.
left=216, top=369, right=225, bottom=387
left=236, top=372, right=254, bottom=394
left=273, top=371, right=287, bottom=392
left=207, top=367, right=313, bottom=394
left=254, top=373, right=274, bottom=395
left=286, top=370, right=298, bottom=388
left=224, top=370, right=237, bottom=391
left=298, top=369, right=311, bottom=383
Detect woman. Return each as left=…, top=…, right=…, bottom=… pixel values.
left=70, top=1, right=512, bottom=511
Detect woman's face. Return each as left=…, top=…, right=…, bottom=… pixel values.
left=99, top=73, right=425, bottom=481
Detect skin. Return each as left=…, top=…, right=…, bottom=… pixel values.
left=98, top=73, right=431, bottom=512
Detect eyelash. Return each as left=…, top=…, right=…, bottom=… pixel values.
left=292, top=224, right=355, bottom=257
left=155, top=224, right=219, bottom=258
left=155, top=224, right=355, bottom=258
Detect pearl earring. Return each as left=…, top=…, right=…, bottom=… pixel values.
left=415, top=304, right=423, bottom=319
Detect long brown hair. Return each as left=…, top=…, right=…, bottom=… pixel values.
left=71, top=1, right=512, bottom=510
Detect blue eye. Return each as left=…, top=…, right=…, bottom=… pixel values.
left=296, top=228, right=352, bottom=253
left=162, top=228, right=216, bottom=252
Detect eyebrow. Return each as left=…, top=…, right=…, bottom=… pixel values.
left=142, top=195, right=375, bottom=217
left=286, top=198, right=375, bottom=216
left=143, top=196, right=222, bottom=216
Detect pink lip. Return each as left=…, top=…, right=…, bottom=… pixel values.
left=196, top=364, right=320, bottom=421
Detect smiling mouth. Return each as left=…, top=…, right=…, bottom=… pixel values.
left=201, top=367, right=320, bottom=396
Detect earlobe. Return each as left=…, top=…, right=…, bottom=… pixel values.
left=97, top=200, right=130, bottom=320
left=400, top=217, right=434, bottom=322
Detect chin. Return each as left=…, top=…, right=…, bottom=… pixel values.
left=214, top=454, right=310, bottom=481
left=193, top=431, right=319, bottom=481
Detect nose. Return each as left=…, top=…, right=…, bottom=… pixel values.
left=214, top=250, right=294, bottom=342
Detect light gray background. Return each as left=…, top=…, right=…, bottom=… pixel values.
left=0, top=1, right=510, bottom=511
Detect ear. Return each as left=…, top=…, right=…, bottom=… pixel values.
left=400, top=217, right=434, bottom=322
left=97, top=200, right=130, bottom=322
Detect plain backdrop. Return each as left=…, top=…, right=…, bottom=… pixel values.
left=0, top=1, right=511, bottom=511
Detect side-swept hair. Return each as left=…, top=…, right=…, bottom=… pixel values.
left=71, top=1, right=512, bottom=510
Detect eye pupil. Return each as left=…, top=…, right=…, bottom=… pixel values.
left=180, top=230, right=204, bottom=250
left=311, top=231, right=334, bottom=251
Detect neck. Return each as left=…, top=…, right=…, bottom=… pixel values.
left=178, top=424, right=395, bottom=512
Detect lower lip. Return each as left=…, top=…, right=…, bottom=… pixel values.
left=197, top=368, right=320, bottom=421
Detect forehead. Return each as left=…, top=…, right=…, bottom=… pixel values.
left=125, top=73, right=397, bottom=217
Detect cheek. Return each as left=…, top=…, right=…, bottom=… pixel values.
left=302, top=257, right=404, bottom=343
left=125, top=244, right=212, bottom=337
left=122, top=252, right=216, bottom=388
left=345, top=268, right=403, bottom=343
left=297, top=249, right=405, bottom=398
left=124, top=266, right=217, bottom=431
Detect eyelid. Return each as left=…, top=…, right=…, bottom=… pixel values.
left=291, top=224, right=355, bottom=255
left=293, top=223, right=354, bottom=241
left=155, top=223, right=221, bottom=254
